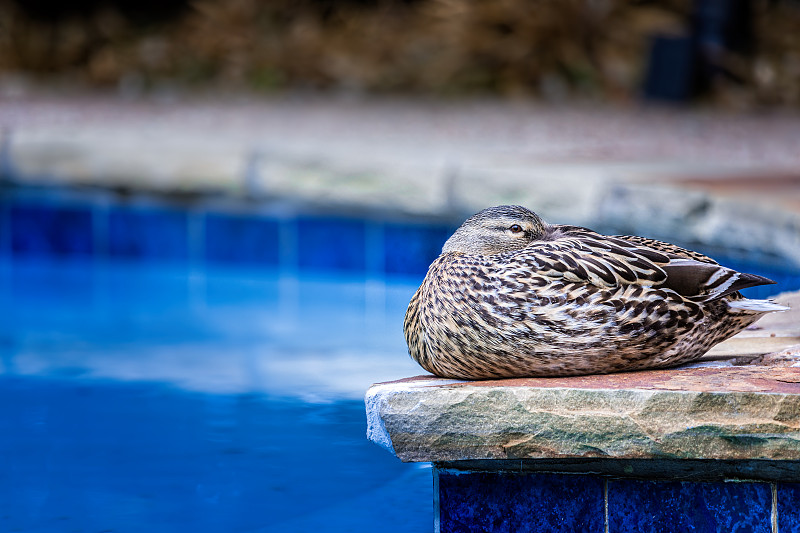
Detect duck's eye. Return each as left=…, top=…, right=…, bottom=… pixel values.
left=509, top=224, right=523, bottom=234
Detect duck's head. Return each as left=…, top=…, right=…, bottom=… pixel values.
left=442, top=205, right=546, bottom=255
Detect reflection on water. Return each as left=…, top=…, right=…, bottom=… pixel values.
left=1, top=258, right=423, bottom=399
left=0, top=258, right=432, bottom=532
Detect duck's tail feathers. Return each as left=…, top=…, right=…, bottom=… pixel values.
left=727, top=299, right=790, bottom=313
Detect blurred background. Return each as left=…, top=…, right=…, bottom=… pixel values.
left=1, top=1, right=800, bottom=532
left=0, top=0, right=798, bottom=105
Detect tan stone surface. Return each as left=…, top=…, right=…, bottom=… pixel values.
left=367, top=369, right=800, bottom=462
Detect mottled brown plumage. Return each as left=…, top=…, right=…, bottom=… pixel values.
left=404, top=205, right=788, bottom=379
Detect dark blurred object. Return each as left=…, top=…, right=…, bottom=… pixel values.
left=643, top=34, right=699, bottom=101
left=693, top=0, right=754, bottom=57
left=643, top=0, right=754, bottom=102
left=0, top=0, right=799, bottom=106
left=692, top=0, right=754, bottom=92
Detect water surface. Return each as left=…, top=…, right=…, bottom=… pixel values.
left=0, top=258, right=431, bottom=532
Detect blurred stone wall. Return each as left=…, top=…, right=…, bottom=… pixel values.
left=0, top=0, right=798, bottom=106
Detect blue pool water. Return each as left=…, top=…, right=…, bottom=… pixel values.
left=0, top=258, right=432, bottom=532
left=1, top=187, right=798, bottom=532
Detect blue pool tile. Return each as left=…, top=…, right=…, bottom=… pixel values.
left=437, top=471, right=603, bottom=533
left=0, top=201, right=8, bottom=256
left=204, top=213, right=280, bottom=267
left=108, top=207, right=189, bottom=261
left=608, top=479, right=772, bottom=533
left=778, top=483, right=800, bottom=532
left=297, top=216, right=366, bottom=273
left=383, top=223, right=451, bottom=277
left=11, top=203, right=93, bottom=257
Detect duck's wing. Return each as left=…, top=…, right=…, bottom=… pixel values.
left=519, top=225, right=669, bottom=287
left=611, top=234, right=718, bottom=264
left=611, top=233, right=776, bottom=299
left=522, top=226, right=774, bottom=301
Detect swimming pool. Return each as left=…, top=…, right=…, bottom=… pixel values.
left=0, top=187, right=454, bottom=532
left=0, top=258, right=436, bottom=532
left=0, top=186, right=797, bottom=532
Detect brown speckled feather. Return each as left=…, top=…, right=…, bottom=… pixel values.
left=404, top=205, right=786, bottom=379
left=612, top=234, right=720, bottom=264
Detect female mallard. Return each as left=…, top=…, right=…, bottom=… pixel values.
left=404, top=205, right=788, bottom=379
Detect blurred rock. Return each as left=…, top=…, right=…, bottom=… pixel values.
left=596, top=181, right=800, bottom=266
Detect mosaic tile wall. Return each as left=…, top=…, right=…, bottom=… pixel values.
left=0, top=188, right=453, bottom=279
left=436, top=469, right=800, bottom=533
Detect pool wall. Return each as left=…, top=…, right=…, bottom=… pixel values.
left=0, top=186, right=454, bottom=279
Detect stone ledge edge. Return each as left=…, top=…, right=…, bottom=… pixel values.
left=366, top=376, right=800, bottom=463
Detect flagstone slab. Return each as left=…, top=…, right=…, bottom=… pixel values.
left=366, top=365, right=800, bottom=463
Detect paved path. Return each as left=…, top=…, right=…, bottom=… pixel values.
left=3, top=94, right=800, bottom=261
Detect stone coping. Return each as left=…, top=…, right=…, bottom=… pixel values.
left=366, top=366, right=800, bottom=464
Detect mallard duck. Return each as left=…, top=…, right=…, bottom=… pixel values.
left=404, top=205, right=789, bottom=379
